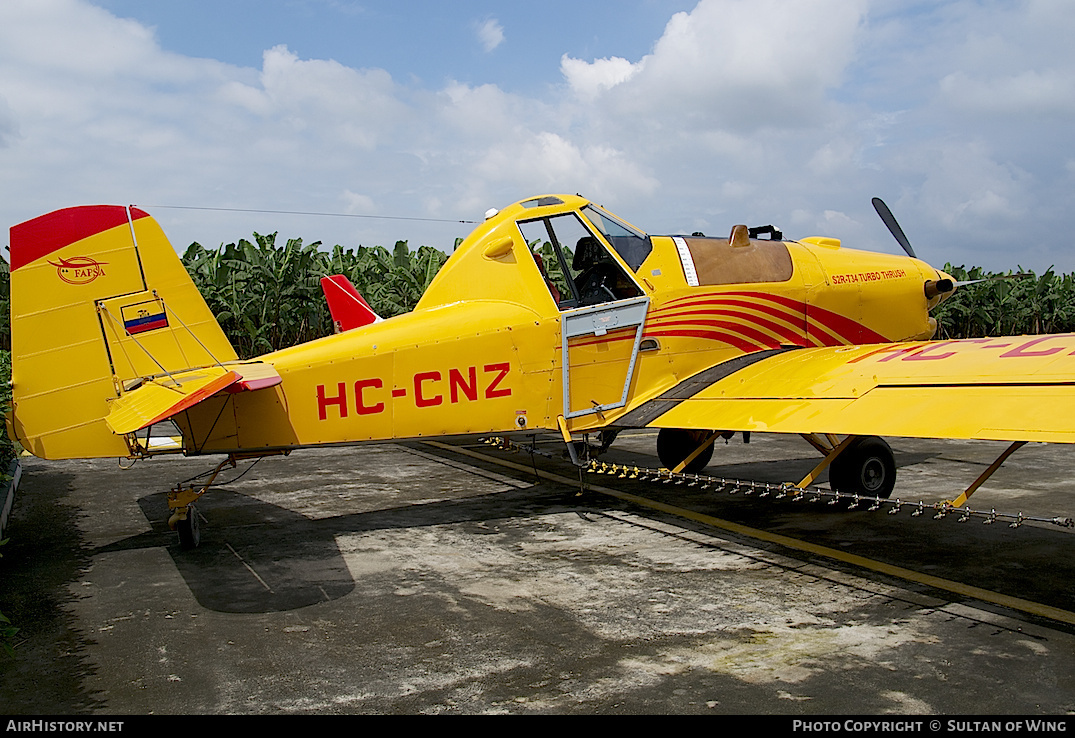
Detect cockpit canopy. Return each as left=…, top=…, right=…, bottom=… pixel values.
left=518, top=206, right=647, bottom=309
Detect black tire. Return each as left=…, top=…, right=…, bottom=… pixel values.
left=830, top=437, right=896, bottom=499
left=657, top=429, right=715, bottom=473
left=177, top=507, right=201, bottom=549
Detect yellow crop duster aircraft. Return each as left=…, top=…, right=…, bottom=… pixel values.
left=8, top=194, right=1074, bottom=547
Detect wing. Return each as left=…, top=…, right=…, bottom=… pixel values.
left=105, top=361, right=282, bottom=434
left=618, top=334, right=1075, bottom=443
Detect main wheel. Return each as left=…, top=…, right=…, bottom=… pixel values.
left=656, top=429, right=715, bottom=473
left=176, top=506, right=201, bottom=549
left=829, top=437, right=896, bottom=499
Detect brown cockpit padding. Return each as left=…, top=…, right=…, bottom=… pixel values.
left=685, top=235, right=794, bottom=285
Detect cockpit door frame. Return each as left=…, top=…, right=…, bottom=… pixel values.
left=561, top=295, right=650, bottom=419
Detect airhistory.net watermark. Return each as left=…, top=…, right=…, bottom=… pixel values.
left=5, top=722, right=123, bottom=733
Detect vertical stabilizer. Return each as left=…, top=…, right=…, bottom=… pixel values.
left=320, top=274, right=382, bottom=332
left=8, top=206, right=237, bottom=459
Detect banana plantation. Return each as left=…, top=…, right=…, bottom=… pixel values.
left=180, top=233, right=454, bottom=358
left=0, top=235, right=1072, bottom=358
left=931, top=265, right=1075, bottom=339
left=0, top=234, right=1074, bottom=358
left=144, top=240, right=1075, bottom=353
left=0, top=238, right=1072, bottom=484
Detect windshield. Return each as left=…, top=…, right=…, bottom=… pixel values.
left=581, top=205, right=652, bottom=271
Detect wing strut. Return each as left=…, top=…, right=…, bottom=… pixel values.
left=795, top=435, right=857, bottom=491
left=947, top=441, right=1026, bottom=508
left=670, top=431, right=722, bottom=474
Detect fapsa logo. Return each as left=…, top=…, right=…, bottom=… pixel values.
left=48, top=256, right=107, bottom=285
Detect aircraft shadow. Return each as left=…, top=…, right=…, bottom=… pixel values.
left=31, top=445, right=1075, bottom=622
left=92, top=482, right=578, bottom=614
left=68, top=441, right=937, bottom=615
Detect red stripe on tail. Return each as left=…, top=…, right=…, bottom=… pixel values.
left=10, top=206, right=150, bottom=271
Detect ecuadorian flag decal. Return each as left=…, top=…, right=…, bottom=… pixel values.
left=121, top=298, right=169, bottom=335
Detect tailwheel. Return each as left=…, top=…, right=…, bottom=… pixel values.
left=175, top=506, right=201, bottom=550
left=656, top=428, right=715, bottom=474
left=167, top=455, right=243, bottom=550
left=829, top=436, right=896, bottom=499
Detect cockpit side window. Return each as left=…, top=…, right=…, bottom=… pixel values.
left=581, top=205, right=653, bottom=271
left=519, top=219, right=576, bottom=308
left=518, top=214, right=642, bottom=310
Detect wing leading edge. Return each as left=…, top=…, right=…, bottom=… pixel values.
left=625, top=334, right=1075, bottom=444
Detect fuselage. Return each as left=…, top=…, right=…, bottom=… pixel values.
left=172, top=195, right=953, bottom=455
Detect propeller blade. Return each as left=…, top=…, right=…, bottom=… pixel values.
left=954, top=273, right=1031, bottom=288
left=871, top=197, right=916, bottom=259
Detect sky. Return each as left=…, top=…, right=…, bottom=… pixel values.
left=2, top=0, right=1074, bottom=272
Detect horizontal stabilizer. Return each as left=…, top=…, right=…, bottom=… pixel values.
left=106, top=363, right=281, bottom=434
left=223, top=361, right=284, bottom=393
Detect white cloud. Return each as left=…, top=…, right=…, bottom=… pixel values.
left=562, top=0, right=866, bottom=131
left=809, top=139, right=860, bottom=175
left=438, top=81, right=544, bottom=140
left=0, top=94, right=19, bottom=147
left=1, top=0, right=1075, bottom=273
left=561, top=55, right=641, bottom=102
left=939, top=69, right=1075, bottom=117
left=720, top=181, right=756, bottom=200
left=255, top=45, right=408, bottom=150
left=470, top=132, right=658, bottom=208
left=2, top=0, right=160, bottom=78
left=475, top=18, right=505, bottom=53
left=342, top=191, right=377, bottom=214
left=917, top=143, right=1032, bottom=228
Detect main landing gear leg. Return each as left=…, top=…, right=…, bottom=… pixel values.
left=799, top=434, right=897, bottom=499
left=657, top=429, right=720, bottom=474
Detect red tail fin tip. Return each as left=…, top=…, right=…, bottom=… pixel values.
left=319, top=275, right=382, bottom=333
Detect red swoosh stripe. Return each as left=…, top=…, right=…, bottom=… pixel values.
left=567, top=290, right=892, bottom=353
left=653, top=301, right=806, bottom=333
left=648, top=312, right=806, bottom=346
left=654, top=291, right=889, bottom=345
